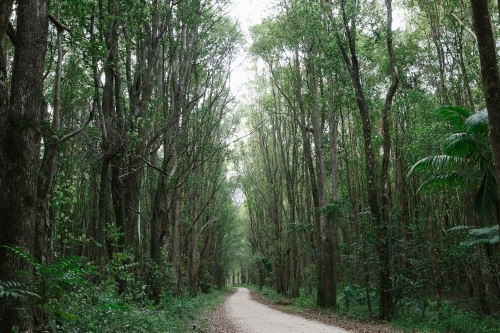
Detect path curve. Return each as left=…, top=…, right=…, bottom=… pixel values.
left=224, top=288, right=350, bottom=333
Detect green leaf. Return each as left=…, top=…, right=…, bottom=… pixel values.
left=465, top=109, right=488, bottom=134
left=443, top=133, right=483, bottom=157
left=416, top=173, right=468, bottom=193
left=434, top=106, right=472, bottom=130
left=448, top=225, right=473, bottom=231
left=407, top=155, right=466, bottom=177
left=473, top=168, right=498, bottom=216
left=461, top=225, right=499, bottom=246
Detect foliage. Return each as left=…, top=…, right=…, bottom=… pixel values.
left=47, top=282, right=230, bottom=332
left=393, top=302, right=500, bottom=333
left=4, top=246, right=94, bottom=299
left=3, top=246, right=95, bottom=329
left=450, top=225, right=499, bottom=245
left=0, top=280, right=40, bottom=300
left=408, top=107, right=497, bottom=216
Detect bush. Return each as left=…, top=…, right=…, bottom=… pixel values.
left=393, top=301, right=500, bottom=333
left=49, top=282, right=229, bottom=332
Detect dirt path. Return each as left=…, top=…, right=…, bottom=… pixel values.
left=224, top=287, right=350, bottom=333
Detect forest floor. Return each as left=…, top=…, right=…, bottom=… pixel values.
left=207, top=287, right=403, bottom=333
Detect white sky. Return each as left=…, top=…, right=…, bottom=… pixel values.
left=228, top=0, right=270, bottom=100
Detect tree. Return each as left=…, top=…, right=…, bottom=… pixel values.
left=408, top=106, right=498, bottom=312
left=0, top=1, right=49, bottom=331
left=469, top=0, right=500, bottom=236
left=332, top=0, right=399, bottom=319
left=408, top=107, right=497, bottom=218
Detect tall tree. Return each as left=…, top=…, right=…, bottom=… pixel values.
left=469, top=0, right=500, bottom=233
left=0, top=1, right=49, bottom=331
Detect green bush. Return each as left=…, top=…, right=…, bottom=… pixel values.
left=393, top=301, right=500, bottom=333
left=48, top=284, right=228, bottom=332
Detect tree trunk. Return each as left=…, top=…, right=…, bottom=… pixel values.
left=0, top=1, right=48, bottom=331
left=294, top=47, right=326, bottom=307
left=172, top=190, right=182, bottom=295
left=469, top=0, right=500, bottom=236
left=336, top=0, right=394, bottom=319
left=307, top=57, right=337, bottom=308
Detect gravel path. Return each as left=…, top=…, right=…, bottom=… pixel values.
left=224, top=287, right=350, bottom=333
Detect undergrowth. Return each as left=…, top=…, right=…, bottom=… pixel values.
left=1, top=246, right=229, bottom=332
left=49, top=282, right=228, bottom=332
left=392, top=302, right=500, bottom=333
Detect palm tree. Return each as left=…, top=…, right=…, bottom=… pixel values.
left=407, top=106, right=498, bottom=243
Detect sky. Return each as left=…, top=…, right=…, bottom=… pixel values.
left=228, top=0, right=270, bottom=100
left=227, top=0, right=406, bottom=101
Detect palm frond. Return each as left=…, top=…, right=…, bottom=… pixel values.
left=416, top=172, right=469, bottom=193
left=434, top=106, right=472, bottom=130
left=448, top=225, right=473, bottom=231
left=465, top=109, right=488, bottom=134
left=407, top=155, right=466, bottom=177
left=473, top=168, right=498, bottom=216
left=462, top=225, right=499, bottom=245
left=443, top=133, right=484, bottom=157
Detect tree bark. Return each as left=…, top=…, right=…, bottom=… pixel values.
left=469, top=0, right=500, bottom=235
left=307, top=57, right=337, bottom=308
left=0, top=1, right=48, bottom=331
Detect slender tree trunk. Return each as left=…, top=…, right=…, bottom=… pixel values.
left=428, top=215, right=442, bottom=309
left=172, top=189, right=182, bottom=295
left=294, top=47, right=326, bottom=307
left=35, top=13, right=66, bottom=264
left=327, top=75, right=340, bottom=307
left=308, top=57, right=337, bottom=308
left=336, top=0, right=394, bottom=319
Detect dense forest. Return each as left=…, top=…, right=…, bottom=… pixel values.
left=1, top=0, right=500, bottom=332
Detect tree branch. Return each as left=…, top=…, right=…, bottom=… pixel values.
left=57, top=112, right=93, bottom=144
left=48, top=11, right=71, bottom=32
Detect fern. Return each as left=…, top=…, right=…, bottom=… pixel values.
left=0, top=280, right=40, bottom=300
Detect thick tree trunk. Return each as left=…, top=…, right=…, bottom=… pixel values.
left=99, top=157, right=113, bottom=260
left=150, top=171, right=169, bottom=303
left=469, top=0, right=500, bottom=235
left=0, top=1, right=48, bottom=331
